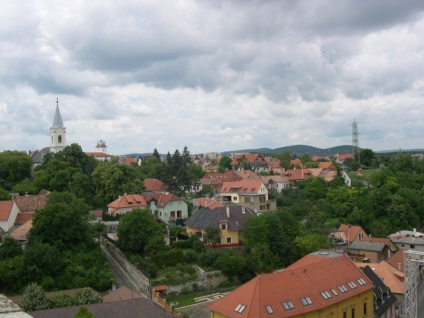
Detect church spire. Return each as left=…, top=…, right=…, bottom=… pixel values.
left=51, top=98, right=64, bottom=128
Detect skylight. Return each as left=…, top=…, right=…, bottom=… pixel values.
left=330, top=288, right=339, bottom=296
left=357, top=278, right=367, bottom=286
left=321, top=291, right=332, bottom=300
left=338, top=285, right=348, bottom=293
left=300, top=297, right=313, bottom=306
left=265, top=305, right=274, bottom=314
left=282, top=301, right=295, bottom=310
left=348, top=281, right=358, bottom=289
left=235, top=304, right=246, bottom=313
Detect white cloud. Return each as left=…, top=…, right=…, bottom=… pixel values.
left=1, top=0, right=424, bottom=155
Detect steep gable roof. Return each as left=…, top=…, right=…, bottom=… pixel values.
left=107, top=194, right=148, bottom=211
left=193, top=198, right=224, bottom=209
left=235, top=170, right=261, bottom=180
left=283, top=169, right=313, bottom=181
left=209, top=251, right=373, bottom=318
left=15, top=212, right=34, bottom=225
left=0, top=201, right=15, bottom=221
left=355, top=261, right=404, bottom=294
left=336, top=224, right=368, bottom=241
left=144, top=178, right=168, bottom=192
left=9, top=220, right=32, bottom=241
left=220, top=180, right=265, bottom=194
left=13, top=194, right=47, bottom=213
left=144, top=192, right=183, bottom=207
left=387, top=250, right=405, bottom=272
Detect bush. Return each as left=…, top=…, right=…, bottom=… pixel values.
left=184, top=250, right=198, bottom=263
left=19, top=283, right=51, bottom=312
left=152, top=248, right=185, bottom=268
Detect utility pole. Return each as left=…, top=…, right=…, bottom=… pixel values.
left=352, top=119, right=360, bottom=164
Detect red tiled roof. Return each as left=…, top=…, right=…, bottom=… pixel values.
left=103, top=287, right=142, bottom=303
left=230, top=154, right=267, bottom=166
left=193, top=198, right=224, bottom=209
left=283, top=169, right=313, bottom=181
left=13, top=194, right=47, bottom=213
left=85, top=152, right=111, bottom=157
left=336, top=224, right=368, bottom=242
left=387, top=250, right=405, bottom=272
left=144, top=192, right=183, bottom=207
left=335, top=154, right=354, bottom=161
left=209, top=252, right=373, bottom=318
left=0, top=200, right=14, bottom=221
left=120, top=157, right=137, bottom=164
left=9, top=220, right=32, bottom=241
left=15, top=212, right=34, bottom=225
left=107, top=194, right=148, bottom=211
left=144, top=179, right=168, bottom=192
left=318, top=162, right=336, bottom=169
left=220, top=180, right=265, bottom=194
left=235, top=170, right=261, bottom=180
left=202, top=171, right=243, bottom=183
left=355, top=261, right=404, bottom=294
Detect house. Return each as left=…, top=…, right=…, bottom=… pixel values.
left=308, top=168, right=338, bottom=183
left=218, top=180, right=276, bottom=212
left=0, top=200, right=20, bottom=233
left=107, top=194, right=148, bottom=216
left=89, top=209, right=103, bottom=221
left=260, top=175, right=290, bottom=193
left=14, top=194, right=48, bottom=213
left=192, top=198, right=224, bottom=211
left=318, top=161, right=337, bottom=170
left=361, top=265, right=397, bottom=318
left=144, top=178, right=169, bottom=193
left=363, top=236, right=398, bottom=254
left=235, top=169, right=261, bottom=181
left=200, top=171, right=243, bottom=193
left=355, top=261, right=404, bottom=315
left=184, top=206, right=256, bottom=246
left=347, top=241, right=392, bottom=263
left=283, top=169, right=313, bottom=185
left=392, top=236, right=424, bottom=252
left=119, top=157, right=138, bottom=165
left=144, top=192, right=188, bottom=226
left=334, top=153, right=355, bottom=164
left=230, top=153, right=268, bottom=171
left=333, top=224, right=369, bottom=244
left=290, top=158, right=305, bottom=169
left=9, top=220, right=32, bottom=246
left=388, top=229, right=424, bottom=240
left=208, top=251, right=374, bottom=318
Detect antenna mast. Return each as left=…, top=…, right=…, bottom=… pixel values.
left=352, top=119, right=360, bottom=164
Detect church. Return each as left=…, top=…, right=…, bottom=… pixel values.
left=29, top=99, right=67, bottom=166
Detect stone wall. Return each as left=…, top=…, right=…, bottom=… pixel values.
left=100, top=237, right=150, bottom=296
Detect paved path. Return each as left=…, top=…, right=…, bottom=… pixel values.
left=101, top=245, right=139, bottom=292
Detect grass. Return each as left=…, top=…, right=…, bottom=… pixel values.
left=167, top=287, right=237, bottom=308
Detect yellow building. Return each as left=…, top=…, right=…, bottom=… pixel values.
left=184, top=206, right=256, bottom=245
left=209, top=251, right=374, bottom=318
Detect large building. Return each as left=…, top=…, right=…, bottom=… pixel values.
left=209, top=251, right=374, bottom=318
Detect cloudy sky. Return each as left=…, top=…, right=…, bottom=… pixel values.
left=1, top=0, right=424, bottom=155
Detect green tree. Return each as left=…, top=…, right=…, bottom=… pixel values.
left=92, top=160, right=143, bottom=205
left=203, top=225, right=222, bottom=246
left=250, top=243, right=279, bottom=273
left=29, top=192, right=93, bottom=251
left=152, top=148, right=161, bottom=161
left=0, top=237, right=22, bottom=260
left=219, top=156, right=232, bottom=171
left=19, top=283, right=51, bottom=312
left=359, top=148, right=376, bottom=167
left=0, top=151, right=32, bottom=186
left=0, top=188, right=9, bottom=200
left=295, top=234, right=330, bottom=257
left=117, top=208, right=164, bottom=254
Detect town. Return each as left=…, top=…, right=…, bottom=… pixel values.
left=1, top=101, right=424, bottom=318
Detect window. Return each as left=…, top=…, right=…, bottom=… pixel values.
left=351, top=308, right=355, bottom=318
left=363, top=302, right=367, bottom=315
left=321, top=291, right=332, bottom=300
left=300, top=297, right=313, bottom=306
left=235, top=304, right=246, bottom=313
left=227, top=237, right=232, bottom=244
left=282, top=301, right=294, bottom=310
left=233, top=196, right=237, bottom=201
left=343, top=312, right=347, bottom=318
left=265, top=305, right=274, bottom=314
left=330, top=288, right=339, bottom=296
left=58, top=135, right=62, bottom=143
left=347, top=281, right=358, bottom=289
left=338, top=285, right=348, bottom=293
left=357, top=278, right=367, bottom=286
left=221, top=224, right=227, bottom=230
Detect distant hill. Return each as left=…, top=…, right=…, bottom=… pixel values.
left=222, top=145, right=354, bottom=157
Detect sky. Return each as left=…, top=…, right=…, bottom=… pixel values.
left=1, top=0, right=424, bottom=156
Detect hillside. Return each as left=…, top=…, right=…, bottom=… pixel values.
left=222, top=145, right=354, bottom=157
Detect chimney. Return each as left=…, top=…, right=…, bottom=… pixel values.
left=118, top=195, right=122, bottom=201
left=226, top=206, right=230, bottom=218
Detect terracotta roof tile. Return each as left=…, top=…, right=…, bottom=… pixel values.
left=9, top=220, right=32, bottom=241
left=15, top=212, right=34, bottom=225
left=220, top=180, right=265, bottom=194
left=144, top=178, right=169, bottom=192
left=13, top=194, right=47, bottom=212
left=107, top=194, right=148, bottom=212
left=103, top=287, right=142, bottom=303
left=209, top=251, right=373, bottom=318
left=355, top=261, right=404, bottom=294
left=0, top=200, right=14, bottom=221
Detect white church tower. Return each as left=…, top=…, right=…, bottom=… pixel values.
left=50, top=98, right=66, bottom=153
left=96, top=140, right=107, bottom=153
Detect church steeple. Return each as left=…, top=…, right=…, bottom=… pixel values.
left=52, top=98, right=64, bottom=128
left=50, top=98, right=66, bottom=153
